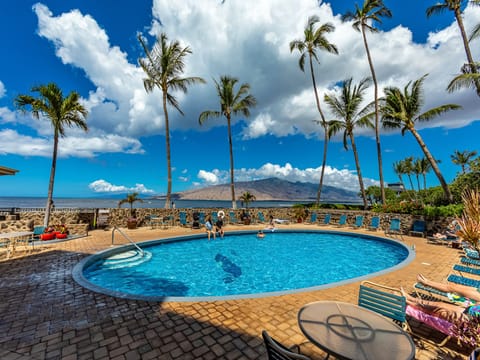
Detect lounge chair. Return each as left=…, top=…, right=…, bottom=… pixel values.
left=385, top=218, right=403, bottom=240
left=257, top=211, right=266, bottom=224
left=447, top=273, right=480, bottom=288
left=306, top=212, right=317, bottom=224
left=210, top=212, right=218, bottom=224
left=461, top=256, right=480, bottom=267
left=229, top=211, right=238, bottom=224
left=351, top=215, right=364, bottom=229
left=453, top=264, right=480, bottom=277
left=198, top=212, right=206, bottom=225
left=33, top=226, right=45, bottom=239
left=261, top=331, right=310, bottom=360
left=465, top=247, right=480, bottom=260
left=409, top=220, right=426, bottom=238
left=336, top=214, right=347, bottom=227
left=319, top=213, right=331, bottom=226
left=179, top=212, right=190, bottom=227
left=367, top=216, right=380, bottom=231
left=413, top=282, right=456, bottom=305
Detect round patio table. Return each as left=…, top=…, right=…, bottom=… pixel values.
left=298, top=301, right=415, bottom=360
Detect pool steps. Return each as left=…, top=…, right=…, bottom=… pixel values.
left=102, top=249, right=152, bottom=269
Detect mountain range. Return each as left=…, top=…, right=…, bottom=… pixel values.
left=172, top=178, right=360, bottom=202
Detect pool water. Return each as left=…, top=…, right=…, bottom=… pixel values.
left=80, top=231, right=411, bottom=301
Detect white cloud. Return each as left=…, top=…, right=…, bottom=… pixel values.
left=196, top=162, right=379, bottom=191
left=0, top=80, right=5, bottom=98
left=88, top=179, right=154, bottom=194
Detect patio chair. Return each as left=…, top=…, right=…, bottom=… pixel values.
left=465, top=247, right=480, bottom=260
left=198, top=212, right=206, bottom=225
left=33, top=226, right=45, bottom=239
left=453, top=264, right=480, bottom=277
left=306, top=212, right=317, bottom=224
left=413, top=282, right=456, bottom=305
left=461, top=256, right=480, bottom=267
left=385, top=218, right=403, bottom=240
left=229, top=211, right=238, bottom=224
left=351, top=215, right=364, bottom=229
left=447, top=273, right=480, bottom=288
left=211, top=212, right=218, bottom=224
left=179, top=212, right=190, bottom=227
left=261, top=330, right=311, bottom=360
left=409, top=220, right=426, bottom=238
left=319, top=213, right=331, bottom=226
left=336, top=214, right=347, bottom=227
left=257, top=211, right=266, bottom=224
left=367, top=216, right=380, bottom=231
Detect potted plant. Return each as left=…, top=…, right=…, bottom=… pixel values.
left=293, top=205, right=308, bottom=223
left=118, top=192, right=143, bottom=229
left=239, top=191, right=256, bottom=225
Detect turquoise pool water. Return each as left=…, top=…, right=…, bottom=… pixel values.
left=76, top=230, right=412, bottom=301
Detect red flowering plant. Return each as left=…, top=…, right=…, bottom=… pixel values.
left=451, top=315, right=480, bottom=348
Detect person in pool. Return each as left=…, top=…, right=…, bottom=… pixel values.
left=257, top=230, right=265, bottom=238
left=401, top=274, right=480, bottom=323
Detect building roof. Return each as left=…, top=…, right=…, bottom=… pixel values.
left=0, top=165, right=19, bottom=176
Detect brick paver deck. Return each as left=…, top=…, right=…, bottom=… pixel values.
left=0, top=223, right=473, bottom=359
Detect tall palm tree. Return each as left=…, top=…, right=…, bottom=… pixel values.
left=15, top=83, right=88, bottom=227
left=118, top=192, right=144, bottom=217
left=342, top=0, right=392, bottom=205
left=418, top=157, right=433, bottom=190
left=199, top=76, right=257, bottom=209
left=402, top=156, right=416, bottom=192
left=289, top=15, right=338, bottom=206
left=392, top=160, right=406, bottom=188
left=380, top=75, right=461, bottom=202
left=426, top=0, right=480, bottom=95
left=325, top=77, right=374, bottom=209
left=413, top=158, right=423, bottom=191
left=239, top=191, right=256, bottom=210
left=451, top=149, right=478, bottom=173
left=138, top=33, right=205, bottom=209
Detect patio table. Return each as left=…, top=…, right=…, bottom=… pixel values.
left=298, top=301, right=415, bottom=360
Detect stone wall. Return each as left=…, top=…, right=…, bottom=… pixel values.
left=0, top=208, right=458, bottom=236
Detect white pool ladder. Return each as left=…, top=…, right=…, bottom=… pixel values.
left=111, top=226, right=145, bottom=256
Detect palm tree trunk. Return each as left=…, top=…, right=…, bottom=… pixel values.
left=227, top=115, right=237, bottom=209
left=309, top=55, right=328, bottom=206
left=44, top=135, right=58, bottom=227
left=362, top=27, right=386, bottom=204
left=410, top=128, right=453, bottom=202
left=350, top=134, right=368, bottom=209
left=163, top=92, right=172, bottom=209
left=455, top=9, right=480, bottom=96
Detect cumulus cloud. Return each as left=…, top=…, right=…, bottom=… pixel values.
left=196, top=162, right=379, bottom=191
left=0, top=80, right=5, bottom=98
left=88, top=179, right=154, bottom=194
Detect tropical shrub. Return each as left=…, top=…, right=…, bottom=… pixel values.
left=456, top=188, right=480, bottom=253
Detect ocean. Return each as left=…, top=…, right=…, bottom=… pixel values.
left=0, top=197, right=305, bottom=209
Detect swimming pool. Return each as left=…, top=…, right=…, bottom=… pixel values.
left=73, top=230, right=414, bottom=302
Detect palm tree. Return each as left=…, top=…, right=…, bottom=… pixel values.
left=447, top=62, right=480, bottom=93
left=199, top=76, right=256, bottom=209
left=289, top=15, right=338, bottom=206
left=451, top=149, right=478, bottom=173
left=392, top=160, right=406, bottom=188
left=426, top=0, right=480, bottom=95
left=418, top=157, right=433, bottom=190
left=325, top=77, right=374, bottom=209
left=380, top=75, right=461, bottom=202
left=402, top=156, right=416, bottom=191
left=239, top=191, right=256, bottom=210
left=342, top=0, right=392, bottom=205
left=118, top=192, right=144, bottom=218
left=138, top=33, right=205, bottom=209
left=15, top=83, right=88, bottom=227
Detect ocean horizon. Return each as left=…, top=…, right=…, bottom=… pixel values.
left=0, top=196, right=318, bottom=209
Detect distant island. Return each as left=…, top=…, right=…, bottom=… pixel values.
left=163, top=178, right=360, bottom=203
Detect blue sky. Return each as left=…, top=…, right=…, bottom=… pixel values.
left=0, top=0, right=479, bottom=197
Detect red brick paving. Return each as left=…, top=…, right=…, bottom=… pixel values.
left=0, top=224, right=473, bottom=359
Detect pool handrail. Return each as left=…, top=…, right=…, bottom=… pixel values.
left=111, top=226, right=145, bottom=256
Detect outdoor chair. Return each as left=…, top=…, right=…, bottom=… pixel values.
left=211, top=212, right=218, bottom=224
left=351, top=215, right=364, bottom=229
left=409, top=220, right=426, bottom=238
left=447, top=273, right=480, bottom=288
left=385, top=218, right=403, bottom=240
left=33, top=226, right=45, bottom=239
left=198, top=212, right=206, bottom=225
left=179, top=212, right=190, bottom=227
left=319, top=213, right=331, bottom=226
left=367, top=216, right=380, bottom=231
left=261, top=330, right=311, bottom=360
left=453, top=264, right=480, bottom=277
left=229, top=211, right=238, bottom=224
left=461, top=256, right=480, bottom=267
left=257, top=211, right=266, bottom=224
left=306, top=212, right=317, bottom=224
left=336, top=214, right=347, bottom=227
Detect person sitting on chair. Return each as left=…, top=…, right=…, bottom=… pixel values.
left=215, top=215, right=224, bottom=238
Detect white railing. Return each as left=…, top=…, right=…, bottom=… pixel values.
left=111, top=226, right=144, bottom=256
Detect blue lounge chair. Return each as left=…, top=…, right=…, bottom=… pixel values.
left=229, top=211, right=238, bottom=224
left=453, top=264, right=480, bottom=277
left=385, top=218, right=403, bottom=240
left=461, top=256, right=480, bottom=267
left=351, top=215, right=364, bottom=229
left=336, top=214, right=347, bottom=227
left=306, top=212, right=317, bottom=224
left=319, top=213, right=331, bottom=226
left=179, top=212, right=189, bottom=227
left=409, top=219, right=426, bottom=238
left=211, top=212, right=218, bottom=224
left=465, top=247, right=480, bottom=260
left=368, top=216, right=380, bottom=231
left=33, top=226, right=45, bottom=239
left=198, top=212, right=206, bottom=225
left=447, top=273, right=480, bottom=288
left=257, top=211, right=266, bottom=223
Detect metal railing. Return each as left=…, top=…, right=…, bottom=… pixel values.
left=111, top=226, right=144, bottom=256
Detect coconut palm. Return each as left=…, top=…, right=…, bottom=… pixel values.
left=451, top=149, right=478, bottom=173
left=402, top=156, right=416, bottom=191
left=392, top=160, right=407, bottom=188
left=239, top=191, right=256, bottom=210
left=426, top=0, right=480, bottom=95
left=289, top=15, right=338, bottom=206
left=418, top=157, right=433, bottom=190
left=138, top=33, right=205, bottom=209
left=325, top=77, right=374, bottom=209
left=199, top=76, right=256, bottom=209
left=380, top=74, right=461, bottom=202
left=342, top=0, right=392, bottom=204
left=118, top=192, right=144, bottom=217
left=447, top=62, right=480, bottom=93
left=15, top=83, right=88, bottom=227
